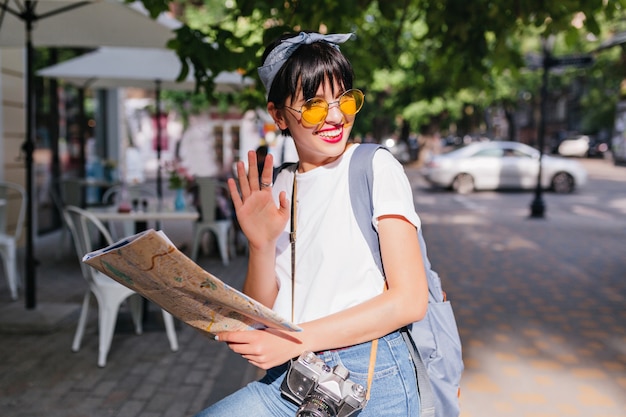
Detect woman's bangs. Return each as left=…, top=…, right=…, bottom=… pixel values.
left=268, top=42, right=355, bottom=110
left=296, top=45, right=353, bottom=99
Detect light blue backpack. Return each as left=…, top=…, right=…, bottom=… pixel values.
left=349, top=143, right=464, bottom=417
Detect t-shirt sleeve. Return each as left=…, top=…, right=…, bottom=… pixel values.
left=371, top=150, right=421, bottom=232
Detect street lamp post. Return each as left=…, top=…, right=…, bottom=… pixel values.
left=528, top=43, right=593, bottom=219
left=529, top=45, right=550, bottom=218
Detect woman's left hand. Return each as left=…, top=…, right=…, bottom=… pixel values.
left=227, top=151, right=290, bottom=250
left=215, top=329, right=303, bottom=369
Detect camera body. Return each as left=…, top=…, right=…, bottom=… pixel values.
left=280, top=351, right=368, bottom=417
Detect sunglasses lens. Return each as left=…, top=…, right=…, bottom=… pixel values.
left=339, top=90, right=364, bottom=116
left=302, top=98, right=328, bottom=125
left=298, top=90, right=365, bottom=126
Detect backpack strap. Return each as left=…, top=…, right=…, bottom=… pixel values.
left=349, top=143, right=386, bottom=274
left=349, top=143, right=436, bottom=417
left=273, top=161, right=298, bottom=182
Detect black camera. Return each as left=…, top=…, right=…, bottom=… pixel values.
left=280, top=351, right=368, bottom=417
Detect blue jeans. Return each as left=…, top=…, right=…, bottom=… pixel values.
left=193, top=331, right=420, bottom=417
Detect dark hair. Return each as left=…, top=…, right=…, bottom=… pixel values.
left=261, top=32, right=355, bottom=136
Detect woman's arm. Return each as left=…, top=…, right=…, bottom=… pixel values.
left=217, top=215, right=429, bottom=369
left=227, top=151, right=290, bottom=307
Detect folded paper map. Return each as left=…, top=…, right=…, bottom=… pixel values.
left=83, top=229, right=301, bottom=336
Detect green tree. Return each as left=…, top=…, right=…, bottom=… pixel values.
left=137, top=0, right=626, bottom=139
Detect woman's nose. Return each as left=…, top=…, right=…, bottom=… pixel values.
left=325, top=101, right=344, bottom=123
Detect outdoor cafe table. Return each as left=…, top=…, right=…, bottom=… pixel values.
left=87, top=201, right=199, bottom=238
left=86, top=202, right=199, bottom=322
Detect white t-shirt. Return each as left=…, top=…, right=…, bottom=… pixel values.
left=272, top=144, right=421, bottom=324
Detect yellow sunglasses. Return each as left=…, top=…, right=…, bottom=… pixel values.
left=283, top=89, right=365, bottom=127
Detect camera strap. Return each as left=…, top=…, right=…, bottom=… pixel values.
left=365, top=283, right=390, bottom=401
left=290, top=167, right=379, bottom=402
left=290, top=167, right=298, bottom=323
left=366, top=338, right=378, bottom=401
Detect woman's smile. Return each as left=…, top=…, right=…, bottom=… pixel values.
left=316, top=126, right=344, bottom=143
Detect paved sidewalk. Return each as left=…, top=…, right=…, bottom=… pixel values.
left=0, top=219, right=258, bottom=417
left=0, top=158, right=625, bottom=417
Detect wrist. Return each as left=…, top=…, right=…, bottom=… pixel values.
left=247, top=241, right=277, bottom=255
left=292, top=325, right=321, bottom=356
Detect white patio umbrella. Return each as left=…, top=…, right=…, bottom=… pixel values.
left=37, top=46, right=254, bottom=202
left=36, top=46, right=252, bottom=91
left=0, top=1, right=181, bottom=47
left=0, top=0, right=181, bottom=309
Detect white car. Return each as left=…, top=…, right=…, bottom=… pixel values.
left=422, top=141, right=588, bottom=194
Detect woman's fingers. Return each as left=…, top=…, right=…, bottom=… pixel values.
left=236, top=159, right=251, bottom=199
left=232, top=150, right=275, bottom=208
left=227, top=178, right=242, bottom=210
left=247, top=150, right=260, bottom=191
left=259, top=154, right=274, bottom=190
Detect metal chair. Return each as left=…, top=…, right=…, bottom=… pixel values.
left=190, top=177, right=234, bottom=265
left=63, top=205, right=178, bottom=367
left=101, top=183, right=156, bottom=206
left=0, top=182, right=26, bottom=300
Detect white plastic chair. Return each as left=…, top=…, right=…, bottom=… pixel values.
left=63, top=205, right=178, bottom=367
left=190, top=177, right=233, bottom=265
left=0, top=182, right=26, bottom=300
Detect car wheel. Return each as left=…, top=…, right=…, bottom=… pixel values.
left=452, top=173, right=474, bottom=194
left=551, top=172, right=575, bottom=194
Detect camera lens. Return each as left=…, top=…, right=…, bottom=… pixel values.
left=296, top=394, right=337, bottom=417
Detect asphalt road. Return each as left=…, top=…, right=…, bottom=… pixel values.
left=407, top=156, right=626, bottom=417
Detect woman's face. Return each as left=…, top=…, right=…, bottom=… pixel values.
left=270, top=79, right=356, bottom=172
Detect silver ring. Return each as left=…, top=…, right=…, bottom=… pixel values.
left=260, top=182, right=272, bottom=188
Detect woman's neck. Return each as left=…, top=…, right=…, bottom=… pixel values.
left=297, top=143, right=355, bottom=173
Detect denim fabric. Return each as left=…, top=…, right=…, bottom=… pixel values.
left=193, top=331, right=420, bottom=417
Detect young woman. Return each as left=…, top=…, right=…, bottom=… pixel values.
left=193, top=31, right=428, bottom=417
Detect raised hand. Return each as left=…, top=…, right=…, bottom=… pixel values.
left=227, top=151, right=290, bottom=250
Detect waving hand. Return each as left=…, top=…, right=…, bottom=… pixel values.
left=227, top=151, right=290, bottom=249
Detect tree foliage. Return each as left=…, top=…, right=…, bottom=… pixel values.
left=137, top=0, right=626, bottom=138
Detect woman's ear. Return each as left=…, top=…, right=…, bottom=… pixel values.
left=267, top=102, right=288, bottom=130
